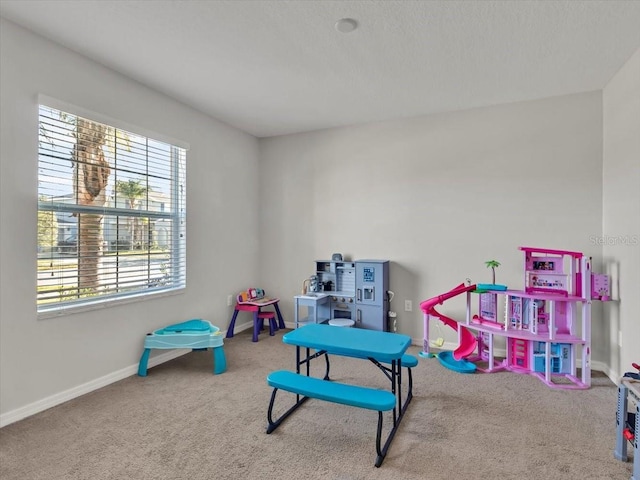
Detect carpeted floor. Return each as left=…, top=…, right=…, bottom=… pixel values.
left=0, top=327, right=634, bottom=480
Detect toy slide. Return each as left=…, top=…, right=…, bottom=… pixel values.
left=427, top=305, right=477, bottom=360
left=420, top=283, right=478, bottom=362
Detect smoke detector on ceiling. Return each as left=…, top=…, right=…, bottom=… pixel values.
left=335, top=18, right=358, bottom=33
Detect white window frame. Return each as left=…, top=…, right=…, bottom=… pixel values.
left=37, top=96, right=188, bottom=318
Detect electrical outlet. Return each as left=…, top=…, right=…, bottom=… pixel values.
left=404, top=300, right=412, bottom=312
left=227, top=294, right=233, bottom=307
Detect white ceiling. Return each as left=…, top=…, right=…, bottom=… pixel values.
left=1, top=0, right=640, bottom=138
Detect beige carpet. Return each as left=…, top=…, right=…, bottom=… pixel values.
left=0, top=327, right=633, bottom=480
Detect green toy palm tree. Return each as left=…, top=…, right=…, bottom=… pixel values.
left=485, top=260, right=501, bottom=284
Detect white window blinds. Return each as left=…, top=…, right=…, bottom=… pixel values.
left=37, top=104, right=186, bottom=315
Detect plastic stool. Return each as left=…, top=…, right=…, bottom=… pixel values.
left=328, top=318, right=355, bottom=327
left=258, top=311, right=278, bottom=337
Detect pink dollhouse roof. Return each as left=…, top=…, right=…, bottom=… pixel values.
left=518, top=246, right=583, bottom=258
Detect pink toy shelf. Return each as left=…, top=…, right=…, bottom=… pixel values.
left=420, top=246, right=611, bottom=390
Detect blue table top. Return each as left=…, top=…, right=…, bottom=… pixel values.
left=283, top=324, right=411, bottom=363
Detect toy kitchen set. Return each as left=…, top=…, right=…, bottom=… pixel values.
left=295, top=255, right=390, bottom=331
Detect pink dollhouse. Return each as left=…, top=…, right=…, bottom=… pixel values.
left=421, top=246, right=611, bottom=389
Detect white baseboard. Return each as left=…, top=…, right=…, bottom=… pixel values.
left=0, top=323, right=252, bottom=428
left=1, top=349, right=184, bottom=428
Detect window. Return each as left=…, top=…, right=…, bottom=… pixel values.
left=37, top=103, right=186, bottom=315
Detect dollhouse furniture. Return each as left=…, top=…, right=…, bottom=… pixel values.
left=615, top=377, right=640, bottom=480
left=137, top=319, right=227, bottom=376
left=421, top=246, right=611, bottom=389
left=227, top=288, right=286, bottom=342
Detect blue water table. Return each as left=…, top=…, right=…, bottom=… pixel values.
left=138, top=319, right=227, bottom=376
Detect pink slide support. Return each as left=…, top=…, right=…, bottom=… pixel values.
left=420, top=283, right=478, bottom=360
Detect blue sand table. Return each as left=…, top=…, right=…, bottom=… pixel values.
left=138, top=319, right=226, bottom=376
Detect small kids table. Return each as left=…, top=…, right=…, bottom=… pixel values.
left=227, top=295, right=286, bottom=342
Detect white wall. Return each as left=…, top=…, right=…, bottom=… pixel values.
left=603, top=47, right=640, bottom=378
left=258, top=92, right=606, bottom=357
left=0, top=19, right=260, bottom=421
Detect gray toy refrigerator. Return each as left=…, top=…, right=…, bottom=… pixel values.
left=355, top=260, right=390, bottom=331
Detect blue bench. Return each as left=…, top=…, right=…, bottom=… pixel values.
left=293, top=351, right=417, bottom=412
left=335, top=353, right=417, bottom=394
left=266, top=370, right=397, bottom=467
left=385, top=353, right=418, bottom=368
left=267, top=370, right=396, bottom=411
left=312, top=351, right=417, bottom=371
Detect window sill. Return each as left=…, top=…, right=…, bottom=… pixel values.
left=37, top=287, right=185, bottom=320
